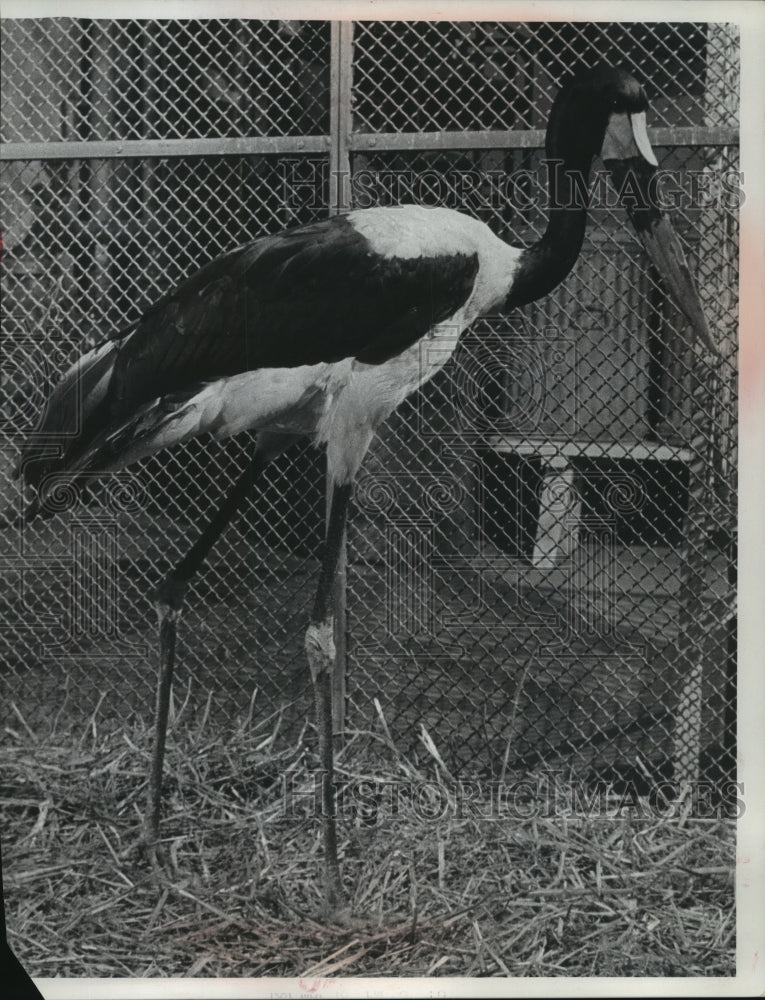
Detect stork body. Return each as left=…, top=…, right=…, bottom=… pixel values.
left=19, top=66, right=712, bottom=912
left=24, top=206, right=521, bottom=491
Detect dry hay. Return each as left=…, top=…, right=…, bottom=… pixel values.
left=2, top=691, right=735, bottom=979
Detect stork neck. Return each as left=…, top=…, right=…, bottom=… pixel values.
left=506, top=154, right=595, bottom=309
left=505, top=79, right=609, bottom=309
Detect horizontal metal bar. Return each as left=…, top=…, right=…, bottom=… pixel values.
left=351, top=130, right=546, bottom=151
left=0, top=135, right=331, bottom=162
left=486, top=435, right=693, bottom=463
left=349, top=126, right=739, bottom=152
left=0, top=126, right=738, bottom=163
left=650, top=126, right=739, bottom=147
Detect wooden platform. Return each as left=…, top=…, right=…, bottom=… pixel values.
left=486, top=435, right=693, bottom=569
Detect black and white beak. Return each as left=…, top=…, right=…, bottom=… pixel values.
left=602, top=111, right=716, bottom=353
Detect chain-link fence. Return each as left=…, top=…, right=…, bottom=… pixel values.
left=1, top=20, right=737, bottom=793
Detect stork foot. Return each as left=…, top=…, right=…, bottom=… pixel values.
left=304, top=618, right=346, bottom=912
left=143, top=837, right=168, bottom=882
left=144, top=574, right=189, bottom=873
left=304, top=620, right=336, bottom=683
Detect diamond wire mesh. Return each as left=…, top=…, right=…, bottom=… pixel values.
left=350, top=21, right=738, bottom=131
left=345, top=21, right=738, bottom=784
left=1, top=18, right=737, bottom=791
left=1, top=19, right=331, bottom=142
left=2, top=153, right=329, bottom=733
left=343, top=144, right=737, bottom=776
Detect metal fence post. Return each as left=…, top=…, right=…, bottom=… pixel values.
left=672, top=23, right=739, bottom=784
left=327, top=21, right=354, bottom=734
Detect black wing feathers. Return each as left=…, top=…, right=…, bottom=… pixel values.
left=106, top=215, right=479, bottom=425
left=20, top=215, right=479, bottom=501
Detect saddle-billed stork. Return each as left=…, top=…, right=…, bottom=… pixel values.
left=17, top=65, right=713, bottom=911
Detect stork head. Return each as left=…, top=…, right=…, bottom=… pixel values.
left=549, top=65, right=651, bottom=159
left=550, top=64, right=715, bottom=352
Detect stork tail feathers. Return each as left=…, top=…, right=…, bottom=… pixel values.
left=66, top=386, right=217, bottom=477
left=17, top=339, right=119, bottom=501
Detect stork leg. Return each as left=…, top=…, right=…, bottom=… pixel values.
left=145, top=433, right=295, bottom=866
left=304, top=476, right=354, bottom=912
